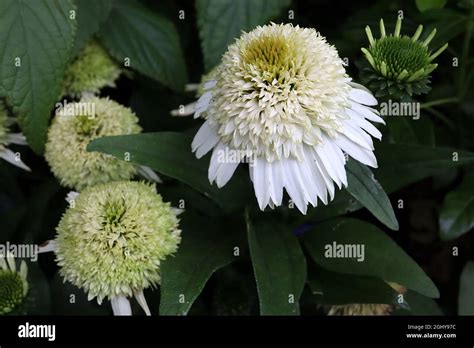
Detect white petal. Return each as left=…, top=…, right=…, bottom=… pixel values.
left=193, top=91, right=212, bottom=119
left=341, top=122, right=374, bottom=150
left=20, top=261, right=28, bottom=280
left=350, top=103, right=385, bottom=124
left=215, top=161, right=239, bottom=188
left=192, top=121, right=220, bottom=159
left=346, top=111, right=382, bottom=140
left=281, top=159, right=307, bottom=214
left=348, top=87, right=378, bottom=106
left=134, top=291, right=151, bottom=316
left=111, top=295, right=132, bottom=316
left=0, top=148, right=31, bottom=171
left=136, top=165, right=163, bottom=183
left=38, top=240, right=57, bottom=253
left=202, top=80, right=216, bottom=90
left=302, top=146, right=328, bottom=205
left=65, top=191, right=80, bottom=205
left=252, top=158, right=270, bottom=210
left=335, top=136, right=378, bottom=168
left=312, top=150, right=336, bottom=201
left=208, top=143, right=225, bottom=183
left=170, top=101, right=197, bottom=117
left=6, top=133, right=28, bottom=145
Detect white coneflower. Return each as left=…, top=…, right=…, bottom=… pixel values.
left=191, top=23, right=384, bottom=214
left=40, top=181, right=181, bottom=316
left=0, top=102, right=30, bottom=171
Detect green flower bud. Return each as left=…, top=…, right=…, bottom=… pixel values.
left=55, top=181, right=181, bottom=303
left=63, top=40, right=121, bottom=97
left=0, top=255, right=28, bottom=315
left=45, top=97, right=141, bottom=191
left=361, top=17, right=448, bottom=100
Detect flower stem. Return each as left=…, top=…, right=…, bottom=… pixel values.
left=420, top=97, right=459, bottom=109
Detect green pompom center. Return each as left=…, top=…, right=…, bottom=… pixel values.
left=0, top=270, right=26, bottom=314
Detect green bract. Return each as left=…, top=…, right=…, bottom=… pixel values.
left=45, top=97, right=141, bottom=191
left=361, top=17, right=448, bottom=100
left=63, top=40, right=121, bottom=97
left=0, top=256, right=28, bottom=315
left=55, top=181, right=181, bottom=303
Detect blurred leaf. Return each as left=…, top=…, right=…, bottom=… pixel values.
left=247, top=218, right=306, bottom=315
left=375, top=143, right=474, bottom=193
left=87, top=132, right=250, bottom=213
left=420, top=9, right=467, bottom=48
left=394, top=290, right=443, bottom=315
left=416, top=0, right=447, bottom=12
left=346, top=159, right=398, bottom=230
left=302, top=218, right=439, bottom=298
left=73, top=0, right=113, bottom=55
left=439, top=172, right=474, bottom=240
left=308, top=267, right=398, bottom=305
left=26, top=261, right=51, bottom=315
left=160, top=213, right=244, bottom=315
left=0, top=0, right=76, bottom=153
left=196, top=0, right=290, bottom=70
left=99, top=0, right=187, bottom=91
left=386, top=116, right=435, bottom=147
left=459, top=261, right=474, bottom=315
left=303, top=190, right=362, bottom=223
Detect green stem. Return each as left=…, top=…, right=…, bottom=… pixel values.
left=420, top=97, right=459, bottom=109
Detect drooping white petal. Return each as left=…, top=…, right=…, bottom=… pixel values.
left=252, top=158, right=270, bottom=210
left=281, top=158, right=307, bottom=214
left=136, top=165, right=163, bottom=183
left=38, top=240, right=58, bottom=253
left=335, top=136, right=378, bottom=168
left=20, top=261, right=28, bottom=281
left=346, top=110, right=382, bottom=140
left=191, top=121, right=220, bottom=159
left=302, top=146, right=328, bottom=205
left=202, top=80, right=217, bottom=90
left=6, top=133, right=28, bottom=145
left=194, top=91, right=213, bottom=119
left=134, top=291, right=151, bottom=316
left=215, top=161, right=239, bottom=188
left=111, top=295, right=132, bottom=316
left=348, top=87, right=378, bottom=106
left=170, top=101, right=197, bottom=117
left=0, top=148, right=31, bottom=171
left=350, top=102, right=385, bottom=124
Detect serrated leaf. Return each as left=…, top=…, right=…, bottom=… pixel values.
left=346, top=159, right=398, bottom=230
left=247, top=218, right=306, bottom=315
left=0, top=0, right=76, bottom=153
left=99, top=0, right=187, bottom=91
left=159, top=213, right=244, bottom=315
left=375, top=143, right=474, bottom=193
left=87, top=132, right=250, bottom=213
left=196, top=0, right=290, bottom=70
left=302, top=218, right=439, bottom=298
left=73, top=0, right=113, bottom=55
left=439, top=172, right=474, bottom=240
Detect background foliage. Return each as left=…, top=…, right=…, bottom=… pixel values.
left=0, top=0, right=474, bottom=315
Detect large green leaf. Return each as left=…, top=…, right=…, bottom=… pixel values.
left=386, top=116, right=435, bottom=147
left=99, top=0, right=187, bottom=91
left=73, top=0, right=113, bottom=55
left=0, top=0, right=76, bottom=153
left=375, top=143, right=474, bottom=193
left=308, top=267, right=399, bottom=305
left=159, top=213, right=245, bottom=315
left=346, top=159, right=398, bottom=230
left=247, top=219, right=306, bottom=315
left=87, top=132, right=250, bottom=213
left=459, top=261, right=474, bottom=315
left=196, top=0, right=290, bottom=70
left=302, top=218, right=439, bottom=298
left=439, top=172, right=474, bottom=240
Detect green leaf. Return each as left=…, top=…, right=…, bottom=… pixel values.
left=99, top=0, right=187, bottom=91
left=416, top=0, right=447, bottom=12
left=459, top=261, right=474, bottom=315
left=196, top=0, right=290, bottom=70
left=386, top=116, right=435, bottom=147
left=394, top=290, right=443, bottom=315
left=73, top=0, right=113, bottom=55
left=309, top=267, right=399, bottom=305
left=375, top=143, right=474, bottom=193
left=87, top=132, right=250, bottom=213
left=302, top=218, right=439, bottom=298
left=346, top=159, right=398, bottom=230
left=439, top=172, right=474, bottom=240
left=159, top=213, right=245, bottom=315
left=0, top=0, right=76, bottom=153
left=247, top=218, right=306, bottom=315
